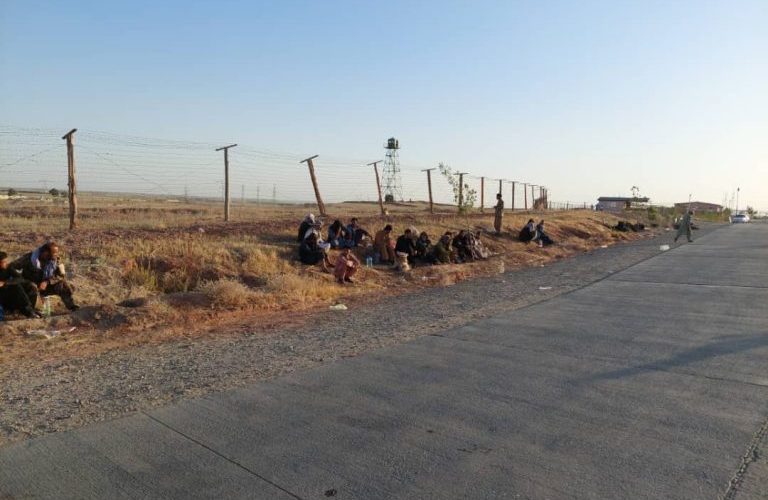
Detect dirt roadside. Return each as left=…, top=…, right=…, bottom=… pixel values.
left=0, top=226, right=717, bottom=447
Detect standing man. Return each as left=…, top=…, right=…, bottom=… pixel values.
left=674, top=210, right=694, bottom=243
left=494, top=192, right=504, bottom=235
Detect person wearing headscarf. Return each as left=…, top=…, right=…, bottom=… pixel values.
left=0, top=251, right=41, bottom=318
left=297, top=213, right=316, bottom=242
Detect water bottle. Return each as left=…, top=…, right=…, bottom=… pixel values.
left=42, top=298, right=52, bottom=318
left=365, top=256, right=373, bottom=268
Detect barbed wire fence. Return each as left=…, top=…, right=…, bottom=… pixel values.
left=0, top=125, right=591, bottom=229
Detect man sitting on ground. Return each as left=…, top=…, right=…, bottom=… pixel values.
left=374, top=224, right=396, bottom=265
left=11, top=241, right=79, bottom=311
left=344, top=218, right=371, bottom=248
left=327, top=220, right=347, bottom=249
left=534, top=220, right=554, bottom=247
left=452, top=230, right=474, bottom=262
left=297, top=213, right=315, bottom=243
left=0, top=251, right=41, bottom=319
left=429, top=234, right=453, bottom=264
left=334, top=247, right=360, bottom=284
left=415, top=232, right=432, bottom=261
left=299, top=232, right=332, bottom=271
left=395, top=228, right=417, bottom=269
left=519, top=219, right=537, bottom=243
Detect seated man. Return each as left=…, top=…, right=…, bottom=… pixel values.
left=452, top=230, right=474, bottom=263
left=518, top=219, right=537, bottom=243
left=395, top=228, right=417, bottom=264
left=11, top=242, right=79, bottom=311
left=414, top=232, right=432, bottom=261
left=469, top=231, right=490, bottom=260
left=429, top=234, right=453, bottom=264
left=0, top=251, right=41, bottom=318
left=345, top=218, right=372, bottom=248
left=297, top=214, right=316, bottom=243
left=299, top=232, right=332, bottom=271
left=534, top=220, right=554, bottom=247
left=373, top=224, right=396, bottom=265
left=327, top=220, right=347, bottom=249
left=334, top=247, right=360, bottom=284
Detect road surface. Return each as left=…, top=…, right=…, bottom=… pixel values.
left=1, top=223, right=766, bottom=499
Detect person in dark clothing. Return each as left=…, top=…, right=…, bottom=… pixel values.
left=327, top=220, right=347, bottom=249
left=342, top=218, right=370, bottom=248
left=299, top=232, right=332, bottom=271
left=534, top=220, right=554, bottom=247
left=429, top=234, right=453, bottom=264
left=0, top=251, right=41, bottom=318
left=395, top=229, right=417, bottom=262
left=519, top=219, right=537, bottom=243
left=11, top=242, right=79, bottom=311
left=414, top=232, right=432, bottom=261
left=297, top=213, right=316, bottom=242
left=452, top=230, right=474, bottom=262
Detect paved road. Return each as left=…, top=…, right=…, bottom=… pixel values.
left=2, top=223, right=767, bottom=499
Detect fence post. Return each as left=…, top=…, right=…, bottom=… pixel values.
left=368, top=160, right=385, bottom=216
left=216, top=143, right=237, bottom=222
left=300, top=155, right=327, bottom=217
left=524, top=183, right=528, bottom=210
left=480, top=176, right=485, bottom=213
left=62, top=128, right=78, bottom=230
left=422, top=168, right=436, bottom=214
left=511, top=181, right=516, bottom=211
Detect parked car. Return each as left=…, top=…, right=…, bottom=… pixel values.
left=731, top=213, right=750, bottom=223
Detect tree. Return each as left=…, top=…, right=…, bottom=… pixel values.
left=7, top=188, right=17, bottom=196
left=630, top=186, right=641, bottom=199
left=746, top=206, right=756, bottom=216
left=438, top=163, right=477, bottom=213
left=49, top=188, right=61, bottom=197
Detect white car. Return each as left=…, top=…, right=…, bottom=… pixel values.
left=731, top=213, right=750, bottom=223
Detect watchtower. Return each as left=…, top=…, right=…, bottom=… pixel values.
left=382, top=137, right=403, bottom=202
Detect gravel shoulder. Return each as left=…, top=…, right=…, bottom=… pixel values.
left=0, top=226, right=722, bottom=447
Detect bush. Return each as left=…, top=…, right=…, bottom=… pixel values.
left=200, top=279, right=256, bottom=310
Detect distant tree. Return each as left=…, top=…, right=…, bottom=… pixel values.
left=7, top=188, right=17, bottom=196
left=630, top=186, right=641, bottom=199
left=746, top=206, right=756, bottom=216
left=49, top=188, right=61, bottom=197
left=438, top=163, right=477, bottom=213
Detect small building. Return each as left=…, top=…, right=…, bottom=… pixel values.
left=596, top=196, right=650, bottom=212
left=674, top=201, right=723, bottom=213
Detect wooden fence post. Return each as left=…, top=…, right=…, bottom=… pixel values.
left=62, top=128, right=78, bottom=230
left=480, top=176, right=485, bottom=213
left=300, top=155, right=326, bottom=217
left=422, top=168, right=436, bottom=214
left=456, top=172, right=468, bottom=213
left=216, top=143, right=237, bottom=222
left=368, top=160, right=385, bottom=216
left=511, top=181, right=516, bottom=211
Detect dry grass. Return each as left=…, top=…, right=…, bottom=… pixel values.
left=0, top=195, right=656, bottom=365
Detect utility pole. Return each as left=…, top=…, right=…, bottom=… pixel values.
left=531, top=184, right=537, bottom=209
left=511, top=181, right=516, bottom=211
left=456, top=172, right=468, bottom=213
left=300, top=155, right=326, bottom=216
left=62, top=128, right=77, bottom=230
left=422, top=168, right=436, bottom=214
left=736, top=187, right=740, bottom=214
left=368, top=160, right=385, bottom=216
left=498, top=179, right=503, bottom=196
left=480, top=176, right=485, bottom=213
left=215, top=143, right=237, bottom=222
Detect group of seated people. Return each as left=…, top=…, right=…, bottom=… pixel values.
left=389, top=228, right=491, bottom=268
left=296, top=214, right=557, bottom=284
left=518, top=219, right=554, bottom=247
left=0, top=241, right=80, bottom=320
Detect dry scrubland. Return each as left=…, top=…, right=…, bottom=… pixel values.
left=0, top=196, right=656, bottom=365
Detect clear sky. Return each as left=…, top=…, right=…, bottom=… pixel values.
left=1, top=0, right=766, bottom=209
